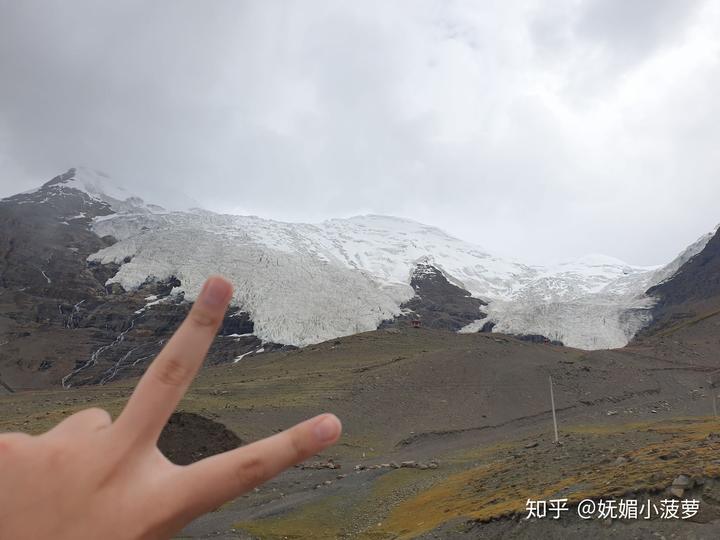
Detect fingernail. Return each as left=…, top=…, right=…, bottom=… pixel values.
left=200, top=277, right=232, bottom=307
left=313, top=414, right=341, bottom=443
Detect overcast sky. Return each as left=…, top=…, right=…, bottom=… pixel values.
left=1, top=0, right=719, bottom=266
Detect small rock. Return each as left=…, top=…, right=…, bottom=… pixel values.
left=418, top=464, right=428, bottom=470
left=323, top=480, right=332, bottom=486
left=107, top=282, right=124, bottom=295
left=614, top=456, right=629, bottom=466
left=673, top=474, right=693, bottom=489
left=401, top=461, right=416, bottom=468
left=607, top=410, right=618, bottom=416
left=668, top=486, right=684, bottom=498
left=524, top=442, right=539, bottom=449
left=390, top=462, right=400, bottom=469
left=336, top=474, right=347, bottom=480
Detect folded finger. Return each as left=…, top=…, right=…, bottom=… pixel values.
left=44, top=408, right=112, bottom=437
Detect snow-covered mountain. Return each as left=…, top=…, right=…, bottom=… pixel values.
left=25, top=168, right=718, bottom=349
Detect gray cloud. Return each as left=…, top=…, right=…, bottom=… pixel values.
left=1, top=0, right=719, bottom=265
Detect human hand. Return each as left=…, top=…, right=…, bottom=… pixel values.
left=0, top=276, right=342, bottom=539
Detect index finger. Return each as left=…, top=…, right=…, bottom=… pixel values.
left=114, top=276, right=233, bottom=444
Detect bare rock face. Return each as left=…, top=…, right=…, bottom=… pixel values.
left=648, top=229, right=720, bottom=307
left=641, top=226, right=720, bottom=336
left=382, top=263, right=487, bottom=331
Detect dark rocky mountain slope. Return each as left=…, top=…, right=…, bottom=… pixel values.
left=0, top=170, right=279, bottom=391
left=382, top=263, right=487, bottom=331
left=637, top=225, right=720, bottom=341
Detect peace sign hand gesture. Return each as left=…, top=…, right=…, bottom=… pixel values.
left=0, top=276, right=342, bottom=539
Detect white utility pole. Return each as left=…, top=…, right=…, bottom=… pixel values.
left=549, top=375, right=559, bottom=444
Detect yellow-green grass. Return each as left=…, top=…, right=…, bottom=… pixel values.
left=379, top=416, right=720, bottom=538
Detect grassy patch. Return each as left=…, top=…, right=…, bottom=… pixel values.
left=378, top=416, right=720, bottom=538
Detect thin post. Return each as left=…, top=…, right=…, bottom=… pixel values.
left=549, top=375, right=559, bottom=444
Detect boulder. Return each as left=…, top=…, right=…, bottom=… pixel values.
left=673, top=474, right=693, bottom=489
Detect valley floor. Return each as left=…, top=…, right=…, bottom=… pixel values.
left=3, top=320, right=720, bottom=539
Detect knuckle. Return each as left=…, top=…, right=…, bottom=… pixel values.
left=85, top=407, right=112, bottom=426
left=289, top=431, right=311, bottom=461
left=0, top=434, right=32, bottom=463
left=235, top=456, right=269, bottom=489
left=189, top=307, right=220, bottom=328
left=0, top=436, right=17, bottom=457
left=151, top=354, right=192, bottom=387
left=42, top=436, right=71, bottom=466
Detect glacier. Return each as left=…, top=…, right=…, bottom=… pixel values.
left=49, top=168, right=715, bottom=350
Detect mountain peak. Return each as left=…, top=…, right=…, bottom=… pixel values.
left=45, top=167, right=203, bottom=213
left=44, top=167, right=147, bottom=207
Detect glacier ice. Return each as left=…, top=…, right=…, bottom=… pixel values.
left=56, top=168, right=715, bottom=350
